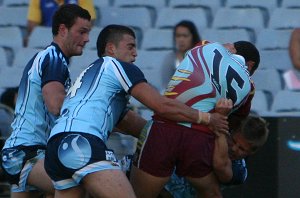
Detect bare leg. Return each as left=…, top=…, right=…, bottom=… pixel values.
left=130, top=165, right=170, bottom=198
left=186, top=173, right=222, bottom=198
left=11, top=191, right=41, bottom=198
left=54, top=186, right=85, bottom=198
left=83, top=169, right=135, bottom=198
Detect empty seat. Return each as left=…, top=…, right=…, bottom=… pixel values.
left=269, top=8, right=300, bottom=29
left=259, top=49, right=292, bottom=71
left=2, top=0, right=29, bottom=7
left=251, top=69, right=284, bottom=96
left=0, top=67, right=23, bottom=88
left=85, top=26, right=102, bottom=50
left=12, top=47, right=39, bottom=68
left=135, top=50, right=174, bottom=90
left=271, top=90, right=300, bottom=112
left=212, top=8, right=266, bottom=34
left=0, top=6, right=27, bottom=27
left=93, top=0, right=110, bottom=8
left=281, top=0, right=300, bottom=8
left=114, top=0, right=166, bottom=13
left=256, top=29, right=292, bottom=50
left=27, top=26, right=52, bottom=49
left=155, top=7, right=210, bottom=29
left=0, top=47, right=8, bottom=67
left=0, top=26, right=23, bottom=53
left=169, top=0, right=223, bottom=15
left=225, top=0, right=278, bottom=14
left=201, top=28, right=253, bottom=43
left=250, top=90, right=271, bottom=114
left=98, top=7, right=153, bottom=31
left=141, top=29, right=173, bottom=51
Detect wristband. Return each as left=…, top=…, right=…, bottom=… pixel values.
left=197, top=111, right=202, bottom=124
left=197, top=112, right=210, bottom=125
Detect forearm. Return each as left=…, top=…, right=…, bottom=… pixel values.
left=115, top=110, right=147, bottom=138
left=213, top=134, right=233, bottom=183
left=289, top=29, right=300, bottom=70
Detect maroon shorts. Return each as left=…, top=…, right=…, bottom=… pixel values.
left=133, top=120, right=215, bottom=178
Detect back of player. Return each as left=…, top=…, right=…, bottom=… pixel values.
left=165, top=42, right=251, bottom=115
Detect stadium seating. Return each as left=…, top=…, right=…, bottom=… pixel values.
left=0, top=67, right=23, bottom=88
left=212, top=8, right=266, bottom=35
left=113, top=0, right=167, bottom=13
left=2, top=0, right=28, bottom=7
left=256, top=29, right=292, bottom=50
left=0, top=26, right=23, bottom=53
left=269, top=8, right=300, bottom=29
left=271, top=90, right=300, bottom=112
left=155, top=7, right=210, bottom=29
left=141, top=28, right=173, bottom=51
left=0, top=47, right=8, bottom=67
left=27, top=26, right=52, bottom=49
left=0, top=6, right=27, bottom=28
left=225, top=0, right=278, bottom=15
left=259, top=49, right=292, bottom=71
left=281, top=0, right=300, bottom=8
left=12, top=47, right=39, bottom=68
left=251, top=69, right=284, bottom=96
left=85, top=26, right=102, bottom=50
left=250, top=90, right=272, bottom=115
left=168, top=0, right=223, bottom=15
left=201, top=28, right=253, bottom=43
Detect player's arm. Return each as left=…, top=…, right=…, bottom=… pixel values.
left=212, top=99, right=233, bottom=183
left=130, top=82, right=229, bottom=133
left=115, top=110, right=147, bottom=138
left=42, top=81, right=66, bottom=116
left=289, top=28, right=300, bottom=70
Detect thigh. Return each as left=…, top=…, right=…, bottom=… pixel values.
left=130, top=165, right=169, bottom=198
left=83, top=169, right=135, bottom=198
left=45, top=132, right=121, bottom=190
left=186, top=173, right=222, bottom=198
left=133, top=121, right=180, bottom=177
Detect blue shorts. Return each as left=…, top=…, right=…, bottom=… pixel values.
left=45, top=132, right=121, bottom=190
left=1, top=145, right=45, bottom=192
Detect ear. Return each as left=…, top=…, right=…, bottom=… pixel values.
left=58, top=24, right=67, bottom=37
left=106, top=42, right=116, bottom=56
left=246, top=60, right=255, bottom=75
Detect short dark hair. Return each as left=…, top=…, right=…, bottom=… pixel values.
left=96, top=24, right=136, bottom=57
left=173, top=20, right=201, bottom=47
left=234, top=41, right=260, bottom=75
left=233, top=115, right=269, bottom=152
left=52, top=4, right=91, bottom=36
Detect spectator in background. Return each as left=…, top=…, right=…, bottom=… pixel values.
left=24, top=0, right=96, bottom=46
left=162, top=20, right=201, bottom=87
left=284, top=28, right=300, bottom=90
left=0, top=87, right=18, bottom=139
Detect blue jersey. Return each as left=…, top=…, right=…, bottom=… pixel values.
left=163, top=42, right=251, bottom=128
left=4, top=43, right=70, bottom=148
left=50, top=56, right=146, bottom=142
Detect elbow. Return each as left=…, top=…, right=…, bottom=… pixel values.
left=214, top=160, right=233, bottom=183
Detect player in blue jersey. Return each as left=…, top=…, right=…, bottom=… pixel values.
left=44, top=24, right=231, bottom=198
left=0, top=4, right=91, bottom=198
left=130, top=41, right=261, bottom=198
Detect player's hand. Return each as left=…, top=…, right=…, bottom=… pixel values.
left=215, top=98, right=233, bottom=116
left=208, top=112, right=229, bottom=136
left=223, top=43, right=236, bottom=54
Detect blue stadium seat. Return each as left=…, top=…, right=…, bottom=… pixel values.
left=259, top=49, right=292, bottom=71
left=85, top=26, right=102, bottom=50
left=225, top=0, right=278, bottom=15
left=0, top=6, right=27, bottom=28
left=251, top=69, right=284, bottom=96
left=269, top=8, right=300, bottom=29
left=271, top=90, right=300, bottom=113
left=155, top=7, right=210, bottom=29
left=212, top=8, right=266, bottom=35
left=27, top=26, right=52, bottom=49
left=0, top=67, right=23, bottom=87
left=201, top=28, right=253, bottom=43
left=0, top=47, right=8, bottom=67
left=251, top=90, right=272, bottom=114
left=281, top=0, right=300, bottom=8
left=141, top=29, right=173, bottom=51
left=12, top=47, right=39, bottom=68
left=168, top=0, right=223, bottom=15
left=113, top=0, right=167, bottom=13
left=2, top=0, right=28, bottom=7
left=256, top=29, right=292, bottom=50
left=0, top=26, right=23, bottom=53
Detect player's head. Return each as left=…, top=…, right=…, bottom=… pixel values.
left=228, top=115, right=269, bottom=160
left=234, top=41, right=260, bottom=76
left=51, top=4, right=91, bottom=57
left=174, top=20, right=201, bottom=53
left=97, top=24, right=137, bottom=63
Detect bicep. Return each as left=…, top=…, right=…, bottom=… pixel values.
left=42, top=81, right=66, bottom=116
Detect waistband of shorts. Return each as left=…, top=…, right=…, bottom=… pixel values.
left=152, top=115, right=212, bottom=134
